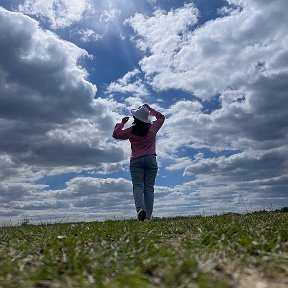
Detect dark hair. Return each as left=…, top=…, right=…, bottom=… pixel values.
left=132, top=116, right=150, bottom=136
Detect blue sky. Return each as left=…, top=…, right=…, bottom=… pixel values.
left=0, top=0, right=288, bottom=224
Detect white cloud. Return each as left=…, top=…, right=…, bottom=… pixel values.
left=1, top=0, right=288, bottom=222
left=184, top=148, right=288, bottom=180
left=2, top=176, right=135, bottom=222
left=0, top=8, right=125, bottom=168
left=123, top=0, right=288, bottom=214
left=2, top=175, right=197, bottom=222
left=129, top=0, right=288, bottom=153
left=0, top=8, right=130, bottom=219
left=106, top=68, right=149, bottom=97
left=127, top=0, right=288, bottom=99
left=100, top=8, right=121, bottom=23
left=126, top=3, right=198, bottom=53
left=180, top=147, right=288, bottom=213
left=165, top=157, right=193, bottom=171
left=77, top=29, right=103, bottom=42
left=18, top=0, right=93, bottom=29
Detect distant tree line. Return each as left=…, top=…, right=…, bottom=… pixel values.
left=274, top=207, right=288, bottom=213
left=251, top=207, right=288, bottom=214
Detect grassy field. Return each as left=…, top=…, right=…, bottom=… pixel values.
left=0, top=211, right=287, bottom=288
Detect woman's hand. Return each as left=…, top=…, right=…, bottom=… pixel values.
left=143, top=104, right=151, bottom=111
left=121, top=117, right=129, bottom=124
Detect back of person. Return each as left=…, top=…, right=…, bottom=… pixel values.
left=113, top=104, right=165, bottom=160
left=129, top=124, right=157, bottom=160
left=112, top=104, right=165, bottom=221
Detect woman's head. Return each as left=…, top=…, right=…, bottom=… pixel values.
left=132, top=116, right=150, bottom=136
left=131, top=106, right=150, bottom=123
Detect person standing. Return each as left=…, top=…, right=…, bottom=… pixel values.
left=113, top=104, right=165, bottom=221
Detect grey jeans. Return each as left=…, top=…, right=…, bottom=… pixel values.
left=130, top=155, right=158, bottom=219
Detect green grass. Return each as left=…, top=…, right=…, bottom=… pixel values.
left=0, top=212, right=288, bottom=287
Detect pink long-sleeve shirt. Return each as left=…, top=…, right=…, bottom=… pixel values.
left=113, top=108, right=165, bottom=161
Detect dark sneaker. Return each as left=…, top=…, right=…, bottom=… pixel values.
left=137, top=209, right=146, bottom=221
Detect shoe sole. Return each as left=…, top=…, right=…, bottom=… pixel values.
left=138, top=210, right=146, bottom=221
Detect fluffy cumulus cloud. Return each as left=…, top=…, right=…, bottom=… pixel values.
left=106, top=69, right=149, bottom=98
left=76, top=29, right=103, bottom=42
left=5, top=177, right=135, bottom=223
left=0, top=8, right=127, bottom=221
left=126, top=0, right=288, bottom=210
left=18, top=0, right=93, bottom=29
left=0, top=8, right=95, bottom=120
left=9, top=176, right=180, bottom=222
left=127, top=0, right=288, bottom=99
left=1, top=0, right=288, bottom=223
left=16, top=0, right=140, bottom=40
